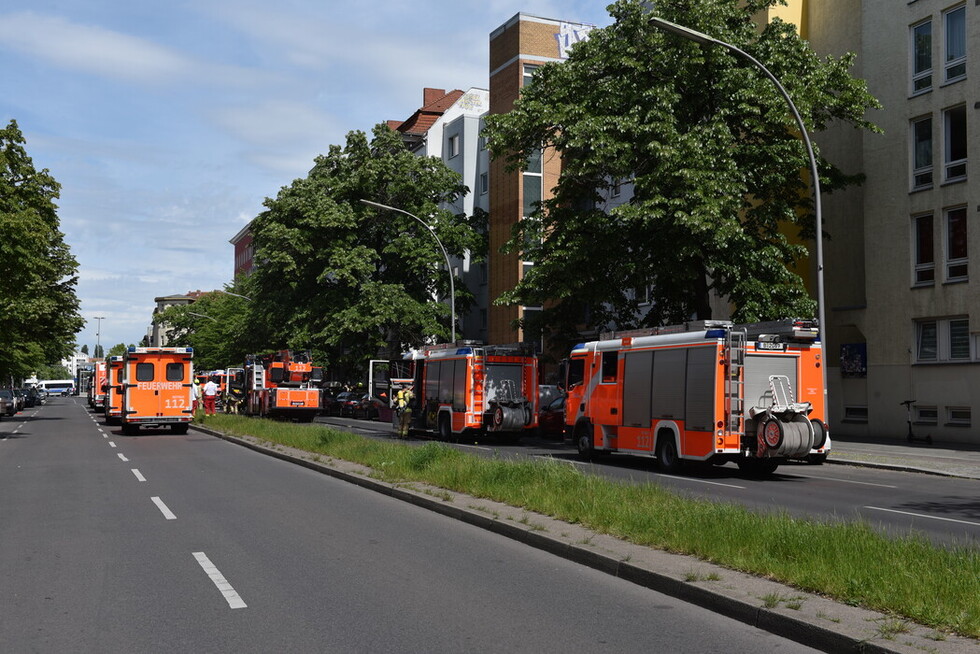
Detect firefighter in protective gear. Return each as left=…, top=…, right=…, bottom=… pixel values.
left=394, top=386, right=414, bottom=439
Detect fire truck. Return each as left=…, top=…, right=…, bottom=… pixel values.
left=119, top=347, right=194, bottom=435
left=389, top=343, right=539, bottom=441
left=103, top=356, right=124, bottom=425
left=564, top=319, right=830, bottom=475
left=89, top=360, right=108, bottom=411
left=238, top=350, right=323, bottom=421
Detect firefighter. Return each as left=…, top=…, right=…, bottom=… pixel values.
left=192, top=378, right=202, bottom=415
left=394, top=385, right=414, bottom=439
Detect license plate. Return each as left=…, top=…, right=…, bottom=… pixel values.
left=290, top=401, right=306, bottom=407
left=756, top=341, right=787, bottom=351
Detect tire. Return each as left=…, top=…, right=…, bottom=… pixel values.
left=438, top=413, right=453, bottom=442
left=575, top=422, right=595, bottom=460
left=171, top=423, right=189, bottom=434
left=655, top=433, right=682, bottom=473
left=122, top=423, right=139, bottom=436
left=762, top=418, right=784, bottom=450
left=807, top=453, right=828, bottom=465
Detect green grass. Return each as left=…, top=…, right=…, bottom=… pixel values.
left=198, top=415, right=980, bottom=639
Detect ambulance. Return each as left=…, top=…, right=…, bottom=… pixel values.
left=564, top=319, right=829, bottom=475
left=119, top=347, right=194, bottom=435
left=390, top=343, right=539, bottom=441
left=103, top=357, right=124, bottom=425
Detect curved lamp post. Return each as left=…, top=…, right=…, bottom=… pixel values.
left=648, top=15, right=828, bottom=420
left=360, top=199, right=456, bottom=344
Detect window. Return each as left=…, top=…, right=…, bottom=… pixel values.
left=943, top=5, right=966, bottom=82
left=165, top=363, right=184, bottom=381
left=915, top=317, right=974, bottom=362
left=136, top=363, right=154, bottom=381
left=912, top=213, right=934, bottom=285
left=480, top=172, right=488, bottom=195
left=914, top=406, right=938, bottom=424
left=522, top=64, right=539, bottom=87
left=842, top=406, right=869, bottom=423
left=911, top=19, right=932, bottom=93
left=947, top=406, right=971, bottom=426
left=943, top=105, right=967, bottom=181
left=448, top=134, right=460, bottom=158
left=945, top=206, right=968, bottom=281
left=601, top=350, right=618, bottom=382
left=911, top=116, right=933, bottom=189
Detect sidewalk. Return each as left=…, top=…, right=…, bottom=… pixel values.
left=828, top=435, right=980, bottom=480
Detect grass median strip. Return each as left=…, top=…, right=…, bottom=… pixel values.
left=198, top=414, right=979, bottom=638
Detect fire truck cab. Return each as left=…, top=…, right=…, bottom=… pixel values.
left=390, top=343, right=539, bottom=441
left=565, top=319, right=830, bottom=475
left=120, top=347, right=194, bottom=435
left=242, top=350, right=323, bottom=421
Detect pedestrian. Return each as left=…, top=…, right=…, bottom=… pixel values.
left=203, top=376, right=219, bottom=416
left=192, top=378, right=202, bottom=415
left=394, top=384, right=414, bottom=438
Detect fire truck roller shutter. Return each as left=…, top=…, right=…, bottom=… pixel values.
left=744, top=355, right=798, bottom=412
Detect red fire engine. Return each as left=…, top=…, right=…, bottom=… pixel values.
left=564, top=319, right=830, bottom=475
left=389, top=343, right=539, bottom=441
left=239, top=350, right=323, bottom=421
left=89, top=360, right=108, bottom=411
left=103, top=356, right=124, bottom=425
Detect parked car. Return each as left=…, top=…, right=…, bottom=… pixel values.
left=13, top=388, right=29, bottom=409
left=352, top=394, right=384, bottom=420
left=0, top=390, right=16, bottom=416
left=0, top=393, right=7, bottom=418
left=320, top=392, right=338, bottom=416
left=538, top=395, right=566, bottom=438
left=334, top=392, right=362, bottom=418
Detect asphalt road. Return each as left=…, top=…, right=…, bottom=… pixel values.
left=0, top=397, right=819, bottom=653
left=314, top=414, right=980, bottom=547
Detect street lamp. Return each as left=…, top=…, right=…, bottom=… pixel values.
left=218, top=290, right=252, bottom=301
left=188, top=311, right=217, bottom=322
left=360, top=199, right=457, bottom=344
left=647, top=14, right=828, bottom=419
left=94, top=316, right=105, bottom=356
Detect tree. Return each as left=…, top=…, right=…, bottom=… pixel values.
left=80, top=344, right=89, bottom=355
left=94, top=344, right=104, bottom=359
left=106, top=343, right=130, bottom=357
left=249, top=124, right=484, bottom=378
left=0, top=120, right=84, bottom=380
left=153, top=279, right=265, bottom=370
left=35, top=363, right=71, bottom=380
left=484, top=0, right=880, bottom=341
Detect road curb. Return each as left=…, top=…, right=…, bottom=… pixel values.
left=826, top=456, right=978, bottom=479
left=191, top=423, right=976, bottom=654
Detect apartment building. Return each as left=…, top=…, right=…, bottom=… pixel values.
left=794, top=0, right=976, bottom=444
left=391, top=87, right=492, bottom=343
left=487, top=14, right=595, bottom=346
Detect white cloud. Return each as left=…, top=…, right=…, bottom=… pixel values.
left=0, top=12, right=193, bottom=83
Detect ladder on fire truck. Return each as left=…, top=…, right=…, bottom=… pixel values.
left=725, top=327, right=747, bottom=435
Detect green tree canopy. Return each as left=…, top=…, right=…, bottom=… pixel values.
left=0, top=119, right=84, bottom=381
left=106, top=343, right=130, bottom=357
left=153, top=279, right=266, bottom=370
left=249, top=124, right=484, bottom=378
left=484, top=0, right=880, bottom=341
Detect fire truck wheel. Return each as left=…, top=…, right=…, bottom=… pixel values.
left=806, top=453, right=828, bottom=465
left=171, top=423, right=189, bottom=435
left=438, top=413, right=455, bottom=442
left=762, top=419, right=784, bottom=450
left=122, top=423, right=139, bottom=436
left=655, top=435, right=682, bottom=473
left=575, top=423, right=594, bottom=460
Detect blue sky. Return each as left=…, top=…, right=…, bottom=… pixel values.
left=1, top=0, right=613, bottom=353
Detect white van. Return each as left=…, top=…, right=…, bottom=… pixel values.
left=36, top=379, right=75, bottom=396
